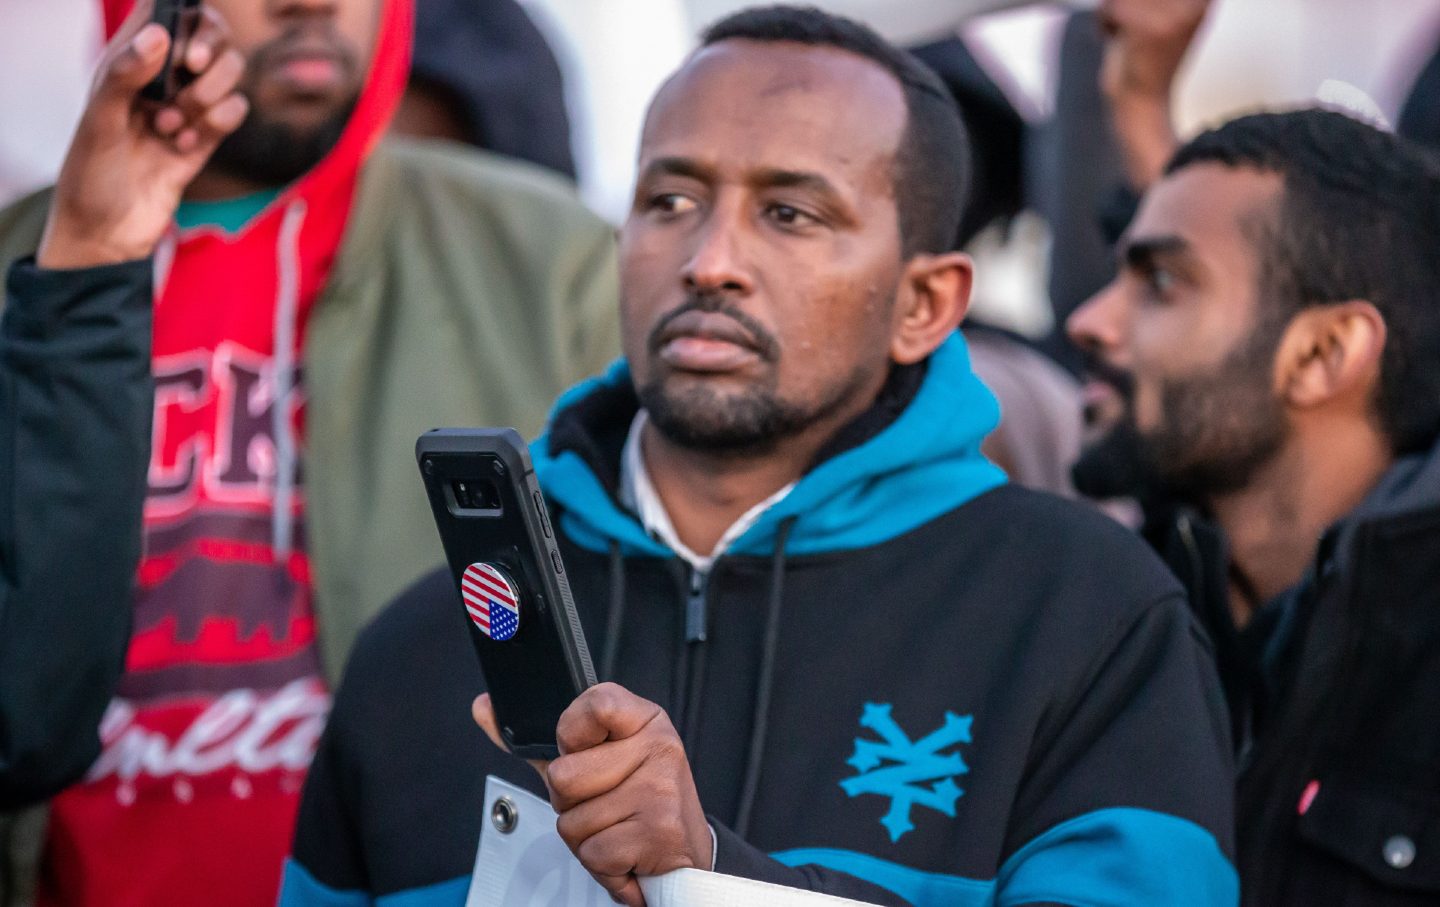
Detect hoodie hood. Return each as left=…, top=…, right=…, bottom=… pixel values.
left=409, top=0, right=575, bottom=178
left=533, top=331, right=1008, bottom=558
left=1320, top=434, right=1440, bottom=579
left=1342, top=436, right=1440, bottom=525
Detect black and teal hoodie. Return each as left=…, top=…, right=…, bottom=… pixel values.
left=282, top=334, right=1239, bottom=906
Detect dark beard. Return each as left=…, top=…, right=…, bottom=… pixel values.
left=1143, top=360, right=1287, bottom=503
left=1073, top=318, right=1288, bottom=505
left=638, top=380, right=821, bottom=455
left=638, top=294, right=874, bottom=455
left=1072, top=419, right=1159, bottom=500
left=205, top=95, right=357, bottom=187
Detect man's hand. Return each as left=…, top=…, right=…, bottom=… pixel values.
left=1097, top=0, right=1210, bottom=189
left=37, top=0, right=250, bottom=270
left=474, top=684, right=713, bottom=907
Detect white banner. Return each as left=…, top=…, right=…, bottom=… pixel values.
left=466, top=776, right=879, bottom=907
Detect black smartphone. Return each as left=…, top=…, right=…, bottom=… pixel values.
left=417, top=428, right=597, bottom=760
left=141, top=0, right=204, bottom=103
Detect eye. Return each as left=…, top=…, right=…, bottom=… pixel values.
left=1143, top=266, right=1177, bottom=301
left=649, top=193, right=698, bottom=216
left=765, top=203, right=819, bottom=229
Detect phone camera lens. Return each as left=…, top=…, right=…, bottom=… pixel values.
left=451, top=479, right=502, bottom=511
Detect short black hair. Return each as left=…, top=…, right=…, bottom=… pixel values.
left=701, top=5, right=970, bottom=257
left=1169, top=109, right=1440, bottom=454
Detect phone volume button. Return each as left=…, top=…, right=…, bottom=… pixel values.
left=550, top=549, right=565, bottom=575
left=534, top=492, right=553, bottom=538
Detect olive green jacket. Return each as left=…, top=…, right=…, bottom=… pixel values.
left=0, top=137, right=620, bottom=904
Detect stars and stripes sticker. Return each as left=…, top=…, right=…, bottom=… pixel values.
left=461, top=562, right=520, bottom=641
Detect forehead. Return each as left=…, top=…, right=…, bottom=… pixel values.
left=1128, top=163, right=1283, bottom=271
left=639, top=40, right=907, bottom=193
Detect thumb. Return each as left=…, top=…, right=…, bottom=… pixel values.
left=97, top=24, right=171, bottom=101
left=472, top=693, right=508, bottom=752
left=472, top=694, right=552, bottom=784
left=614, top=877, right=647, bottom=907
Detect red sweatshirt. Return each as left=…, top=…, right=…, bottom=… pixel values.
left=39, top=3, right=412, bottom=904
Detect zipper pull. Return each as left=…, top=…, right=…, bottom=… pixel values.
left=685, top=569, right=708, bottom=643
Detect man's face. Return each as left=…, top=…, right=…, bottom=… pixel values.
left=618, top=40, right=910, bottom=453
left=203, top=0, right=381, bottom=185
left=1068, top=164, right=1291, bottom=502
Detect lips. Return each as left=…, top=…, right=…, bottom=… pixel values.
left=260, top=37, right=351, bottom=94
left=654, top=311, right=764, bottom=373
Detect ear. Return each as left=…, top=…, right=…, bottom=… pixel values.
left=890, top=251, right=974, bottom=365
left=1275, top=301, right=1386, bottom=411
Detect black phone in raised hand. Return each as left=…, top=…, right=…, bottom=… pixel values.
left=141, top=0, right=204, bottom=103
left=416, top=428, right=597, bottom=760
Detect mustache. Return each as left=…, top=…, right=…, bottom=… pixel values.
left=1080, top=349, right=1135, bottom=401
left=247, top=24, right=359, bottom=76
left=646, top=293, right=781, bottom=363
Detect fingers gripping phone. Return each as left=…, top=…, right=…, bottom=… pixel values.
left=141, top=0, right=204, bottom=103
left=417, top=429, right=597, bottom=760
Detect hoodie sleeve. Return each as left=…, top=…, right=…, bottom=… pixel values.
left=709, top=821, right=913, bottom=905
left=0, top=256, right=153, bottom=808
left=993, top=593, right=1239, bottom=906
left=279, top=709, right=373, bottom=906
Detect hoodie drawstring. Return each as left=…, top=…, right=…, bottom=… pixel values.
left=271, top=201, right=307, bottom=559
left=602, top=539, right=628, bottom=681
left=734, top=516, right=796, bottom=839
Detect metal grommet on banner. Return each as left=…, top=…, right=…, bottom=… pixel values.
left=1384, top=834, right=1416, bottom=870
left=491, top=796, right=519, bottom=834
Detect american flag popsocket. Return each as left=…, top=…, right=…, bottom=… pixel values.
left=461, top=563, right=520, bottom=641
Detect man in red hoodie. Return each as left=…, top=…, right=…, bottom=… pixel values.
left=0, top=0, right=619, bottom=904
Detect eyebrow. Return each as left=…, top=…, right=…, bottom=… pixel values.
left=638, top=157, right=717, bottom=185
left=641, top=158, right=842, bottom=193
left=1119, top=234, right=1191, bottom=270
left=636, top=157, right=860, bottom=226
left=749, top=167, right=841, bottom=197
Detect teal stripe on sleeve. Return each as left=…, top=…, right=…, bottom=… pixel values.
left=770, top=848, right=996, bottom=907
left=996, top=808, right=1238, bottom=907
left=277, top=860, right=372, bottom=907
left=276, top=860, right=470, bottom=907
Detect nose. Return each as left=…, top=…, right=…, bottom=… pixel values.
left=681, top=202, right=753, bottom=298
left=1066, top=278, right=1129, bottom=361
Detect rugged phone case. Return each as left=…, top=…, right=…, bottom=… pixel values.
left=416, top=428, right=596, bottom=760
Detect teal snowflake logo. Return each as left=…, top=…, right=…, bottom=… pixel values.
left=839, top=703, right=972, bottom=842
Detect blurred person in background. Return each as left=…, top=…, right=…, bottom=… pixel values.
left=393, top=0, right=576, bottom=178
left=0, top=0, right=246, bottom=837
left=0, top=0, right=618, bottom=904
left=1069, top=108, right=1440, bottom=906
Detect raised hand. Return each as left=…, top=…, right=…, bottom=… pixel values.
left=474, top=684, right=713, bottom=907
left=1097, top=0, right=1211, bottom=189
left=38, top=0, right=250, bottom=270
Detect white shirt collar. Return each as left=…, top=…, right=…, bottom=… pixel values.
left=619, top=411, right=795, bottom=573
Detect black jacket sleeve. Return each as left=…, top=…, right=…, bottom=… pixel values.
left=0, top=256, right=154, bottom=808
left=709, top=819, right=912, bottom=905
